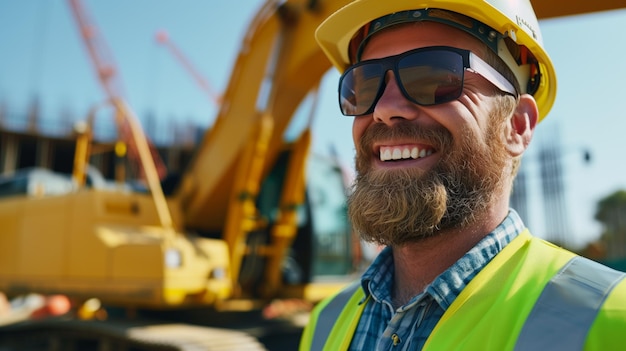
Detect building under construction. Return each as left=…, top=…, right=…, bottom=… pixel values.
left=0, top=99, right=198, bottom=182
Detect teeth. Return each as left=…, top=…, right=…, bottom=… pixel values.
left=392, top=149, right=402, bottom=160
left=402, top=148, right=411, bottom=159
left=382, top=148, right=392, bottom=161
left=380, top=146, right=433, bottom=161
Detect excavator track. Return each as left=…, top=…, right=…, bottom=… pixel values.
left=0, top=318, right=270, bottom=351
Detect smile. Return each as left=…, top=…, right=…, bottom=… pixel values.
left=379, top=145, right=434, bottom=161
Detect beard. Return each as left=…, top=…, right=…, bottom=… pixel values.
left=348, top=119, right=509, bottom=247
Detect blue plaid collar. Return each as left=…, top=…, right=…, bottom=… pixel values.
left=360, top=210, right=526, bottom=309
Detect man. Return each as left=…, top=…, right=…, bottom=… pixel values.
left=300, top=0, right=626, bottom=350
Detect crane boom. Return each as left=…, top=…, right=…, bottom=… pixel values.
left=155, top=31, right=222, bottom=107
left=67, top=0, right=168, bottom=182
left=67, top=0, right=173, bottom=230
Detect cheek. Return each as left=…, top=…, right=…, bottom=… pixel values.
left=431, top=101, right=487, bottom=141
left=352, top=117, right=369, bottom=146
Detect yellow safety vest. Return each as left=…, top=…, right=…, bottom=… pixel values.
left=300, top=230, right=626, bottom=350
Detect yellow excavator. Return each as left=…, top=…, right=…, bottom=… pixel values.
left=0, top=0, right=623, bottom=349
left=0, top=0, right=360, bottom=348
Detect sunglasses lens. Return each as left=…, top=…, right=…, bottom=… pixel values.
left=398, top=50, right=464, bottom=105
left=339, top=64, right=383, bottom=116
left=338, top=48, right=466, bottom=116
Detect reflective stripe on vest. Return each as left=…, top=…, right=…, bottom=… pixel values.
left=311, top=281, right=362, bottom=351
left=514, top=256, right=626, bottom=350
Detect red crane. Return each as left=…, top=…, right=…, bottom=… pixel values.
left=155, top=30, right=222, bottom=107
left=67, top=0, right=168, bottom=181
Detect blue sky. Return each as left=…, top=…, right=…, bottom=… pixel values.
left=1, top=1, right=625, bottom=249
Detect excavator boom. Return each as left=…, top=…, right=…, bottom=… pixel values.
left=532, top=0, right=625, bottom=19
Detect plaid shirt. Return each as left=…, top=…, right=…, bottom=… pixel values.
left=348, top=210, right=525, bottom=351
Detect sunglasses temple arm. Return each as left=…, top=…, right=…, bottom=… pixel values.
left=469, top=53, right=517, bottom=96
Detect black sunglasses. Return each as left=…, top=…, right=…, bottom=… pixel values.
left=338, top=46, right=517, bottom=116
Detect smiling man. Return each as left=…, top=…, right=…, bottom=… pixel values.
left=300, top=1, right=626, bottom=350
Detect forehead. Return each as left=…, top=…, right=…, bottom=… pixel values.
left=360, top=22, right=486, bottom=61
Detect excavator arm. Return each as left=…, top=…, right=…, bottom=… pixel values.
left=532, top=0, right=625, bottom=19
left=172, top=0, right=356, bottom=296
left=174, top=0, right=349, bottom=230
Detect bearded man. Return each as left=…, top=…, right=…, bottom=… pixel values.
left=300, top=1, right=626, bottom=350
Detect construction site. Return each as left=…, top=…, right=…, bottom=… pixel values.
left=1, top=0, right=625, bottom=349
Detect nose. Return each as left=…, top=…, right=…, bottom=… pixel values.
left=372, top=71, right=420, bottom=124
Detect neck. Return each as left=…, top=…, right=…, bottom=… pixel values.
left=390, top=206, right=508, bottom=307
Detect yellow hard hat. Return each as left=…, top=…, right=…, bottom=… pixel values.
left=315, top=0, right=557, bottom=121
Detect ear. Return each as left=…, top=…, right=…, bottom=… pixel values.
left=505, top=94, right=538, bottom=157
